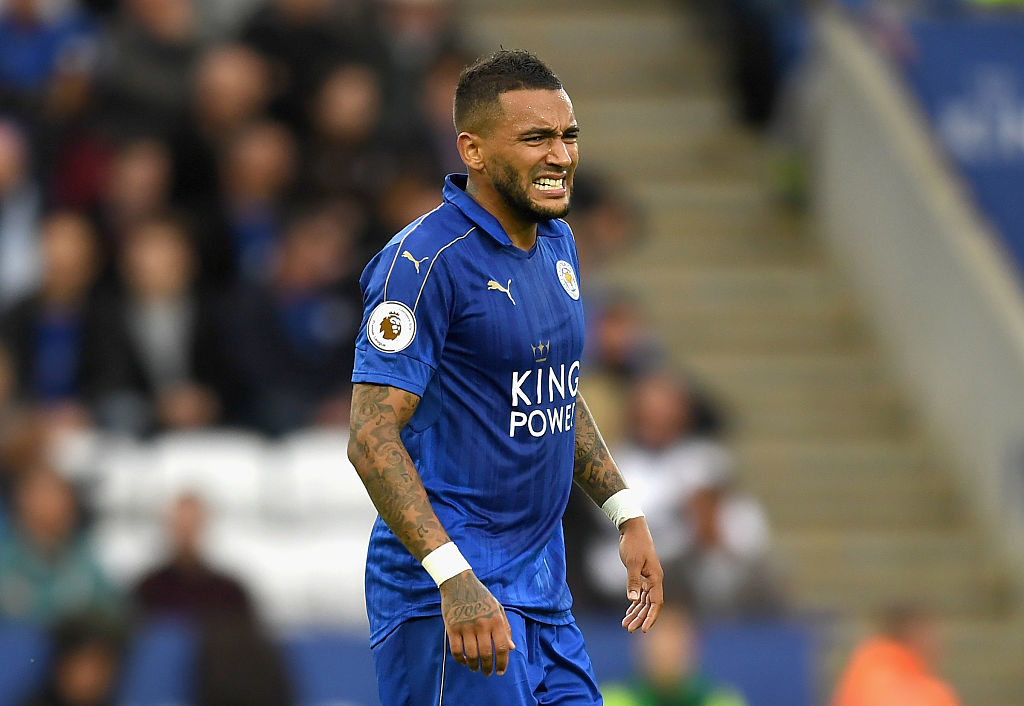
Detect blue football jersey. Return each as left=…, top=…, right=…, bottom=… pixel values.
left=352, top=174, right=586, bottom=646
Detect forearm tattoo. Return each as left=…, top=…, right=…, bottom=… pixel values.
left=573, top=395, right=627, bottom=506
left=348, top=383, right=449, bottom=561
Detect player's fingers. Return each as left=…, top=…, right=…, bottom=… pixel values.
left=641, top=598, right=663, bottom=633
left=462, top=632, right=480, bottom=672
left=618, top=598, right=643, bottom=627
left=626, top=603, right=651, bottom=634
left=625, top=566, right=644, bottom=603
left=499, top=605, right=517, bottom=651
left=478, top=632, right=495, bottom=676
left=493, top=634, right=510, bottom=676
left=625, top=595, right=651, bottom=633
left=448, top=631, right=468, bottom=667
left=641, top=576, right=665, bottom=633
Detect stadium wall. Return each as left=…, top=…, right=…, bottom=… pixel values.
left=810, top=12, right=1024, bottom=587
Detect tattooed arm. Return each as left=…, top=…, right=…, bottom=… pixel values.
left=347, top=383, right=514, bottom=676
left=573, top=393, right=664, bottom=633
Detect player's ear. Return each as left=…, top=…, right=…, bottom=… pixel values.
left=457, top=132, right=486, bottom=173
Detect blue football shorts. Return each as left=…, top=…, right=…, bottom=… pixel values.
left=371, top=610, right=603, bottom=705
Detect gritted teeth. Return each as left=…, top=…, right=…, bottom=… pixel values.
left=533, top=177, right=565, bottom=191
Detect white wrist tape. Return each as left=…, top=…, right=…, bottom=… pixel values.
left=601, top=489, right=645, bottom=530
left=421, top=542, right=472, bottom=586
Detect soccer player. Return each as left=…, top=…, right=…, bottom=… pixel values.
left=348, top=49, right=664, bottom=705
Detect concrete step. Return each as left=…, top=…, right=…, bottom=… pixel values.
left=752, top=474, right=962, bottom=531
left=686, top=352, right=889, bottom=395
left=671, top=353, right=913, bottom=438
left=603, top=265, right=851, bottom=312
left=574, top=99, right=766, bottom=180
left=734, top=439, right=942, bottom=487
left=762, top=495, right=961, bottom=531
left=777, top=531, right=1009, bottom=617
left=463, top=8, right=718, bottom=98
left=654, top=310, right=869, bottom=355
left=626, top=209, right=817, bottom=267
left=462, top=0, right=673, bottom=9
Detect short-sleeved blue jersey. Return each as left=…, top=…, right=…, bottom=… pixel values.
left=352, top=174, right=586, bottom=646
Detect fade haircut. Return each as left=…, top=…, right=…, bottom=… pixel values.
left=454, top=49, right=562, bottom=135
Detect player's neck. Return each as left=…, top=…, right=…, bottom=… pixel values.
left=466, top=176, right=538, bottom=251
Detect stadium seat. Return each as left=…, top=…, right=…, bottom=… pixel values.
left=153, top=431, right=269, bottom=517
left=90, top=518, right=164, bottom=587
left=270, top=429, right=377, bottom=525
left=48, top=428, right=107, bottom=484
left=283, top=631, right=379, bottom=706
left=700, top=620, right=816, bottom=706
left=91, top=438, right=163, bottom=519
left=294, top=526, right=371, bottom=628
left=0, top=622, right=49, bottom=706
left=116, top=619, right=196, bottom=706
left=203, top=520, right=313, bottom=627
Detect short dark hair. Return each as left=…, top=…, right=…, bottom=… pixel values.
left=454, top=49, right=562, bottom=134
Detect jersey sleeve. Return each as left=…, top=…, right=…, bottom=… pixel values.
left=351, top=245, right=455, bottom=397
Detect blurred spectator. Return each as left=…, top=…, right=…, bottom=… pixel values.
left=374, top=0, right=459, bottom=131
left=374, top=163, right=441, bottom=238
left=303, top=62, right=402, bottom=201
left=241, top=0, right=381, bottom=132
left=567, top=173, right=644, bottom=272
left=171, top=43, right=272, bottom=208
left=0, top=119, right=42, bottom=311
left=14, top=0, right=109, bottom=215
left=99, top=0, right=200, bottom=136
left=616, top=372, right=736, bottom=561
left=0, top=339, right=19, bottom=516
left=415, top=49, right=470, bottom=178
left=134, top=492, right=294, bottom=706
left=0, top=340, right=14, bottom=421
left=668, top=470, right=784, bottom=620
left=1, top=211, right=102, bottom=424
left=133, top=492, right=253, bottom=622
left=0, top=464, right=117, bottom=623
left=20, top=611, right=125, bottom=706
left=576, top=293, right=665, bottom=451
left=92, top=137, right=172, bottom=277
left=223, top=203, right=361, bottom=434
left=209, top=120, right=298, bottom=285
left=585, top=292, right=664, bottom=382
left=602, top=603, right=747, bottom=706
left=583, top=371, right=782, bottom=619
left=0, top=0, right=98, bottom=115
left=89, top=215, right=231, bottom=435
left=831, top=602, right=961, bottom=706
left=190, top=0, right=265, bottom=41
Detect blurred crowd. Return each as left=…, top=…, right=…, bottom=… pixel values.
left=0, top=0, right=793, bottom=703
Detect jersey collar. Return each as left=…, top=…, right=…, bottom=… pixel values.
left=443, top=174, right=566, bottom=247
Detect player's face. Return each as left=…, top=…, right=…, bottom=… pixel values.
left=484, top=89, right=579, bottom=222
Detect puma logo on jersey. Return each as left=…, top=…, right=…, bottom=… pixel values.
left=402, top=250, right=428, bottom=274
left=487, top=279, right=516, bottom=305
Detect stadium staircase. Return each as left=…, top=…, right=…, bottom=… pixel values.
left=461, top=2, right=1024, bottom=703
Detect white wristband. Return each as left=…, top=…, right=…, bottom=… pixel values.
left=601, top=489, right=645, bottom=530
left=421, top=542, right=472, bottom=586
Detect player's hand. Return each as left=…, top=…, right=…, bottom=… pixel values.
left=618, top=516, right=664, bottom=634
left=439, top=570, right=516, bottom=676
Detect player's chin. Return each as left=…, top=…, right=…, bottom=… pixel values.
left=531, top=197, right=571, bottom=220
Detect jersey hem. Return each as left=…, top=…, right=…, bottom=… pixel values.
left=369, top=604, right=575, bottom=648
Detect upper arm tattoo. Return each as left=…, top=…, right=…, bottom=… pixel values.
left=348, top=383, right=449, bottom=560
left=573, top=395, right=627, bottom=506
